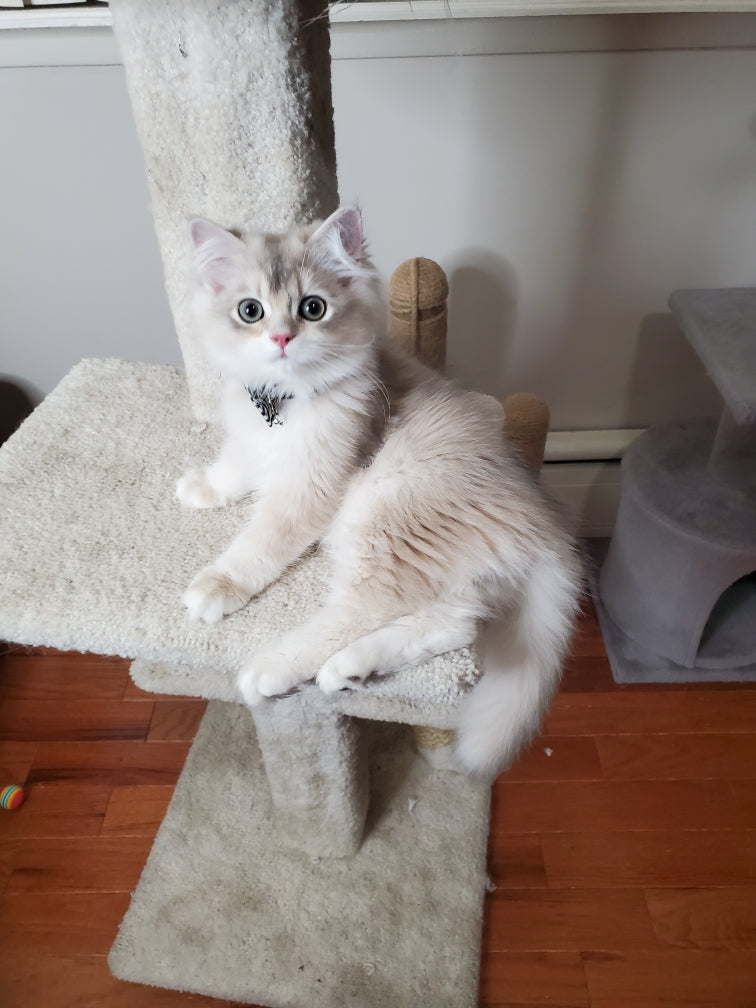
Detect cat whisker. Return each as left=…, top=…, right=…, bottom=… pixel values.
left=317, top=331, right=378, bottom=352
left=297, top=253, right=307, bottom=291
left=301, top=4, right=334, bottom=30
left=376, top=378, right=391, bottom=419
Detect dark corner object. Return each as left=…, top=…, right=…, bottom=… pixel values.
left=0, top=380, right=34, bottom=447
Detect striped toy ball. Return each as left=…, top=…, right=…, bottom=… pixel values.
left=0, top=785, right=25, bottom=810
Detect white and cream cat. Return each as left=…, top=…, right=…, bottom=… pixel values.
left=178, top=207, right=580, bottom=779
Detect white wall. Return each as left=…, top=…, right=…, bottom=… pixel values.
left=1, top=16, right=755, bottom=432
left=0, top=64, right=180, bottom=405
left=333, top=47, right=756, bottom=429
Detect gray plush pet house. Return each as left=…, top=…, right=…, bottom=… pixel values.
left=0, top=3, right=552, bottom=1005
left=597, top=287, right=756, bottom=682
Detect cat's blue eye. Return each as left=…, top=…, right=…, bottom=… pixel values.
left=298, top=296, right=327, bottom=322
left=237, top=299, right=264, bottom=324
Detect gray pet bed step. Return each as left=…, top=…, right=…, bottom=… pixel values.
left=596, top=286, right=756, bottom=682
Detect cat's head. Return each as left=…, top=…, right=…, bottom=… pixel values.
left=188, top=207, right=386, bottom=396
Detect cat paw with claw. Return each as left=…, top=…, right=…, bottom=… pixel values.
left=176, top=468, right=228, bottom=509
left=317, top=648, right=370, bottom=694
left=182, top=567, right=249, bottom=623
left=237, top=654, right=303, bottom=705
left=237, top=662, right=264, bottom=706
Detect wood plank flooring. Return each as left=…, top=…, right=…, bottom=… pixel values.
left=1, top=600, right=755, bottom=1007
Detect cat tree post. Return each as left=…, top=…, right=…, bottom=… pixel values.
left=251, top=692, right=369, bottom=858
left=109, top=0, right=338, bottom=423
left=108, top=0, right=367, bottom=858
left=389, top=258, right=448, bottom=370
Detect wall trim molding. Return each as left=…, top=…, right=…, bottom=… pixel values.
left=541, top=460, right=622, bottom=537
left=331, top=0, right=756, bottom=18
left=3, top=2, right=756, bottom=33
left=2, top=10, right=756, bottom=67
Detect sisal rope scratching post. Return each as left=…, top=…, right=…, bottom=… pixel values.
left=389, top=258, right=449, bottom=371
left=502, top=392, right=551, bottom=477
left=389, top=263, right=551, bottom=765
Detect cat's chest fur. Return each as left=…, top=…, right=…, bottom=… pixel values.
left=219, top=377, right=377, bottom=496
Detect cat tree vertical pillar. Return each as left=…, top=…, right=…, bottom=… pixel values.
left=108, top=0, right=368, bottom=856
left=109, top=0, right=338, bottom=422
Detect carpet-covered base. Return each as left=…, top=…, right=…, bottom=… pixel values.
left=109, top=702, right=490, bottom=1007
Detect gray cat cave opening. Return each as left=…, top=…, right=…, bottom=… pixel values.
left=596, top=287, right=756, bottom=683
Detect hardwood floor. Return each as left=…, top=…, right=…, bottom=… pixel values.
left=1, top=601, right=755, bottom=1007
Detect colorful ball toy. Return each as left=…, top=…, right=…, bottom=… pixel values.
left=0, top=785, right=25, bottom=810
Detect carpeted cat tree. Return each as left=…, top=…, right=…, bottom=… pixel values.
left=0, top=3, right=551, bottom=1005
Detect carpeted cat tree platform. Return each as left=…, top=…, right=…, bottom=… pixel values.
left=0, top=3, right=558, bottom=1005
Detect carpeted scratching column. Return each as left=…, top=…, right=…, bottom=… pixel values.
left=109, top=0, right=338, bottom=422
left=108, top=0, right=368, bottom=856
left=251, top=692, right=369, bottom=858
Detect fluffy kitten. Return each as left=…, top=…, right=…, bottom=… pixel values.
left=178, top=207, right=581, bottom=779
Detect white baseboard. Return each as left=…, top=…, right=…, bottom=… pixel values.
left=541, top=460, right=622, bottom=538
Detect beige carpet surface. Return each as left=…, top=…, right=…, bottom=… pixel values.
left=0, top=358, right=479, bottom=727
left=109, top=701, right=490, bottom=1007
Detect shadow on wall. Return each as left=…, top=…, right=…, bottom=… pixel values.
left=445, top=248, right=519, bottom=399
left=440, top=33, right=645, bottom=420
left=538, top=47, right=641, bottom=425
left=622, top=313, right=723, bottom=428
left=542, top=32, right=754, bottom=430
left=0, top=377, right=35, bottom=446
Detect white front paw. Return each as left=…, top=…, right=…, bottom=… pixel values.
left=237, top=662, right=264, bottom=706
left=182, top=567, right=250, bottom=623
left=317, top=647, right=370, bottom=695
left=237, top=653, right=303, bottom=704
left=176, top=467, right=227, bottom=509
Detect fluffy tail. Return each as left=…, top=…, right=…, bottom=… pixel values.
left=455, top=546, right=581, bottom=780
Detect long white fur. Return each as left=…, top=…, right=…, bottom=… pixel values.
left=179, top=207, right=581, bottom=779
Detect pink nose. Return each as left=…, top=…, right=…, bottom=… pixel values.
left=271, top=332, right=293, bottom=351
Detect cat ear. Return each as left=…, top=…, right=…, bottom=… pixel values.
left=189, top=218, right=245, bottom=293
left=310, top=207, right=365, bottom=267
